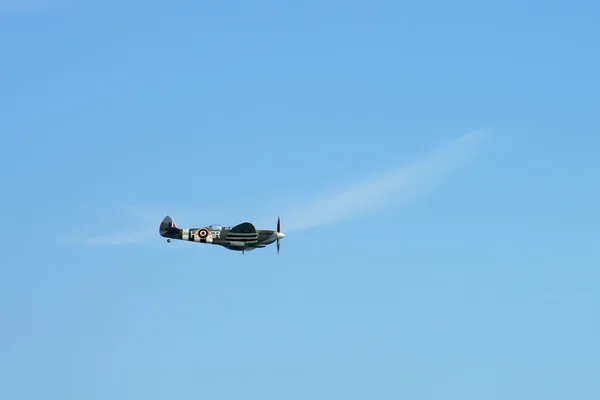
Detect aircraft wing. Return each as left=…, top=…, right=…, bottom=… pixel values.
left=226, top=222, right=258, bottom=243
left=229, top=222, right=256, bottom=234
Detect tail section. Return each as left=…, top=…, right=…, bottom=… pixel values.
left=159, top=215, right=180, bottom=237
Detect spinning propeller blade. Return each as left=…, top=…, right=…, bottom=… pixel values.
left=277, top=216, right=281, bottom=254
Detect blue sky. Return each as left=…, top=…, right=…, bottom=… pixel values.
left=1, top=0, right=599, bottom=399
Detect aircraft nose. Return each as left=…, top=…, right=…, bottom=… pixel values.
left=276, top=232, right=285, bottom=239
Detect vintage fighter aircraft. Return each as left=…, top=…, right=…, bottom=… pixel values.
left=159, top=215, right=285, bottom=254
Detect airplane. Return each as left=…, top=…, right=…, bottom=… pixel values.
left=159, top=215, right=285, bottom=254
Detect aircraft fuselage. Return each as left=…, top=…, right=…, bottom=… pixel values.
left=159, top=216, right=284, bottom=252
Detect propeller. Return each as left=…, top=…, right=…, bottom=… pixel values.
left=277, top=216, right=281, bottom=254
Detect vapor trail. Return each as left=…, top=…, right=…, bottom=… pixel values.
left=78, top=130, right=486, bottom=246
left=280, top=131, right=487, bottom=233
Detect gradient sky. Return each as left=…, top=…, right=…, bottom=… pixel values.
left=1, top=1, right=599, bottom=399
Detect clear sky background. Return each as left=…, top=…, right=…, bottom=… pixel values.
left=1, top=1, right=599, bottom=399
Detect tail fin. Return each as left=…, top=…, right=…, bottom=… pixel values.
left=159, top=215, right=179, bottom=236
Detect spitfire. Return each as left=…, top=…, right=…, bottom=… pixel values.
left=159, top=215, right=285, bottom=254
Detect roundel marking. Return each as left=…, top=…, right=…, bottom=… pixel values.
left=198, top=228, right=209, bottom=238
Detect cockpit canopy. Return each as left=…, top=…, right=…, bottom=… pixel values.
left=207, top=224, right=223, bottom=231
